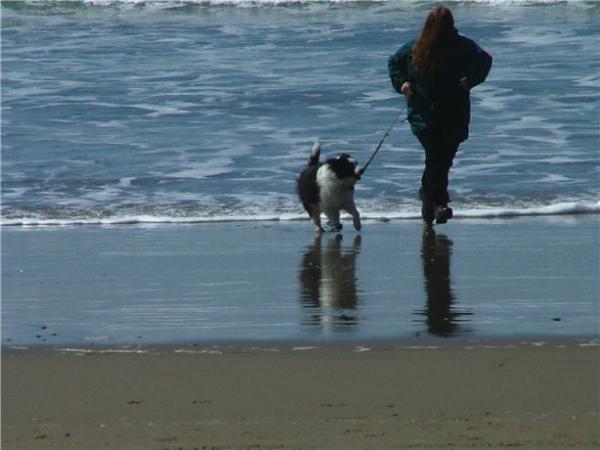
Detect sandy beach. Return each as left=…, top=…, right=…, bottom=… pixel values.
left=2, top=342, right=599, bottom=450
left=2, top=216, right=599, bottom=449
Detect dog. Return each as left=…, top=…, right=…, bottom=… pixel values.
left=297, top=142, right=362, bottom=233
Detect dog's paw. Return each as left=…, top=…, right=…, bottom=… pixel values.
left=330, top=223, right=343, bottom=232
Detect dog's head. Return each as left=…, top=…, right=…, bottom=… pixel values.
left=326, top=153, right=361, bottom=181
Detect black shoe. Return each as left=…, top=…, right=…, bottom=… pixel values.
left=434, top=205, right=453, bottom=224
left=419, top=188, right=434, bottom=225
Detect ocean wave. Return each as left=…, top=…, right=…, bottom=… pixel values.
left=3, top=0, right=590, bottom=12
left=2, top=200, right=598, bottom=227
left=79, top=0, right=598, bottom=5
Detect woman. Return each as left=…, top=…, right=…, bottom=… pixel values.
left=388, top=5, right=492, bottom=225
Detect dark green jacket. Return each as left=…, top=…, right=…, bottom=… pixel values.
left=388, top=33, right=492, bottom=143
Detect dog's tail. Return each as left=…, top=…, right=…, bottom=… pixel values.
left=308, top=141, right=320, bottom=167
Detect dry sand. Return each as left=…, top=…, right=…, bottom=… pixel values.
left=2, top=341, right=599, bottom=450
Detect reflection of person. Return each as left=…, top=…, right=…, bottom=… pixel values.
left=419, top=227, right=471, bottom=337
left=299, top=234, right=361, bottom=332
left=388, top=5, right=492, bottom=225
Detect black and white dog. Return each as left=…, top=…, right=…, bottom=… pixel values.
left=297, top=142, right=362, bottom=233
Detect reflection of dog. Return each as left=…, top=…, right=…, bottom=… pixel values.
left=297, top=142, right=362, bottom=233
left=299, top=234, right=362, bottom=330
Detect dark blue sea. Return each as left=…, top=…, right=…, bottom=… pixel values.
left=2, top=0, right=599, bottom=226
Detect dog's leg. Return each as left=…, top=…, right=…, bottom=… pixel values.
left=309, top=205, right=324, bottom=233
left=326, top=209, right=342, bottom=232
left=345, top=203, right=361, bottom=231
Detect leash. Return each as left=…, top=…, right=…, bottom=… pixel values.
left=358, top=108, right=407, bottom=177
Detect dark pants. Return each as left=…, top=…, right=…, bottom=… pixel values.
left=417, top=128, right=460, bottom=205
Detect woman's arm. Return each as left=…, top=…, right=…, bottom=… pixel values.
left=460, top=36, right=492, bottom=89
left=388, top=42, right=414, bottom=94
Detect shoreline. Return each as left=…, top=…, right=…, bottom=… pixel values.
left=1, top=205, right=599, bottom=228
left=3, top=334, right=600, bottom=352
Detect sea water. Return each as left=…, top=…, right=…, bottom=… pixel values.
left=2, top=0, right=599, bottom=225
left=1, top=0, right=599, bottom=346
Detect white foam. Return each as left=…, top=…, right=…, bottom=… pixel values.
left=58, top=348, right=150, bottom=354
left=354, top=345, right=371, bottom=352
left=455, top=201, right=600, bottom=219
left=132, top=103, right=192, bottom=118
left=2, top=199, right=598, bottom=227
left=174, top=348, right=223, bottom=354
left=574, top=74, right=600, bottom=89
left=169, top=157, right=234, bottom=179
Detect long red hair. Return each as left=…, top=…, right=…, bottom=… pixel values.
left=412, top=5, right=457, bottom=79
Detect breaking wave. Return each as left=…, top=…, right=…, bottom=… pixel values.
left=2, top=200, right=598, bottom=227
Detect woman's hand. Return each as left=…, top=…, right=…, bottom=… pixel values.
left=400, top=82, right=413, bottom=96
left=459, top=77, right=470, bottom=92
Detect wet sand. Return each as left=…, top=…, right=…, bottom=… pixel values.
left=2, top=216, right=599, bottom=345
left=2, top=216, right=599, bottom=448
left=2, top=342, right=599, bottom=450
